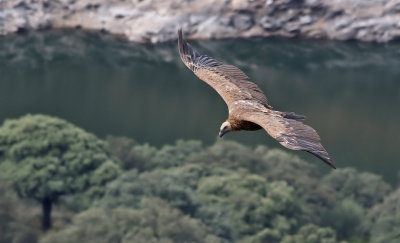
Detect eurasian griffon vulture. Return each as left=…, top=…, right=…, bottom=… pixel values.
left=178, top=29, right=335, bottom=169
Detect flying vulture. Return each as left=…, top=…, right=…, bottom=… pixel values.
left=178, top=29, right=335, bottom=169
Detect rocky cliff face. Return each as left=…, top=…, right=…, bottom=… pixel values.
left=1, top=0, right=400, bottom=43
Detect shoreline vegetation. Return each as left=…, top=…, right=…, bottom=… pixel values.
left=2, top=0, right=400, bottom=44
left=1, top=114, right=399, bottom=243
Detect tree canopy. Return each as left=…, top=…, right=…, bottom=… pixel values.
left=0, top=116, right=399, bottom=242
left=41, top=198, right=220, bottom=243
left=0, top=114, right=120, bottom=230
left=363, top=188, right=400, bottom=243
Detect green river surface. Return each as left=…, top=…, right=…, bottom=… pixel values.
left=1, top=30, right=399, bottom=183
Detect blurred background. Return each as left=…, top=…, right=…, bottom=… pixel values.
left=1, top=0, right=400, bottom=243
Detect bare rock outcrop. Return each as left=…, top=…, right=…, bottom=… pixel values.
left=1, top=0, right=400, bottom=43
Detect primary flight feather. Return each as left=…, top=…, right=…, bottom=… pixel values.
left=178, top=29, right=336, bottom=169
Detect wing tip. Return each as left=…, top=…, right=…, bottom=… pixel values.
left=307, top=150, right=336, bottom=169
left=324, top=158, right=336, bottom=169
left=178, top=28, right=183, bottom=43
left=177, top=28, right=194, bottom=64
left=178, top=28, right=185, bottom=57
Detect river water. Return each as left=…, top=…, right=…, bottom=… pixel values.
left=1, top=30, right=399, bottom=183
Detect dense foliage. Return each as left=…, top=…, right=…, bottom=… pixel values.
left=41, top=198, right=220, bottom=243
left=0, top=115, right=399, bottom=242
left=0, top=115, right=120, bottom=230
left=363, top=188, right=400, bottom=243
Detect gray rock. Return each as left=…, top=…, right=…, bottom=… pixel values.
left=1, top=0, right=400, bottom=43
left=260, top=16, right=282, bottom=31
left=299, top=15, right=312, bottom=25
left=284, top=21, right=301, bottom=33
left=232, top=14, right=254, bottom=30
left=384, top=0, right=400, bottom=14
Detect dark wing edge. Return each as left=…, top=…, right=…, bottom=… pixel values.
left=178, top=29, right=222, bottom=71
left=177, top=29, right=272, bottom=108
left=242, top=111, right=336, bottom=169
left=178, top=29, right=196, bottom=69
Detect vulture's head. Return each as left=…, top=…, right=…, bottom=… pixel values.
left=219, top=121, right=232, bottom=137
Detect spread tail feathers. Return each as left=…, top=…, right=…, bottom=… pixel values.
left=283, top=112, right=306, bottom=120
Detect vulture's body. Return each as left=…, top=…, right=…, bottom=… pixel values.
left=178, top=29, right=336, bottom=169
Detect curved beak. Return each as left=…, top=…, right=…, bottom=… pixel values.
left=219, top=127, right=228, bottom=138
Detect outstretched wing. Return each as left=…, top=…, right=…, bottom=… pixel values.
left=178, top=29, right=272, bottom=109
left=240, top=110, right=336, bottom=168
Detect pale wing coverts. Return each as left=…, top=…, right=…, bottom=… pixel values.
left=178, top=29, right=335, bottom=169
left=178, top=30, right=272, bottom=109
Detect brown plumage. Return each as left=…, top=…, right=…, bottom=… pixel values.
left=178, top=29, right=335, bottom=169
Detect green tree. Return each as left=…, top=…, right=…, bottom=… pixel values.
left=322, top=168, right=391, bottom=208
left=188, top=140, right=264, bottom=172
left=107, top=136, right=203, bottom=171
left=321, top=199, right=364, bottom=239
left=97, top=169, right=201, bottom=215
left=281, top=224, right=338, bottom=243
left=103, top=137, right=395, bottom=242
left=370, top=215, right=400, bottom=243
left=0, top=181, right=18, bottom=243
left=0, top=114, right=120, bottom=230
left=41, top=198, right=221, bottom=243
left=253, top=148, right=337, bottom=223
left=106, top=136, right=156, bottom=171
left=197, top=172, right=304, bottom=241
left=97, top=164, right=234, bottom=241
left=191, top=142, right=336, bottom=223
left=0, top=180, right=41, bottom=243
left=364, top=188, right=400, bottom=243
